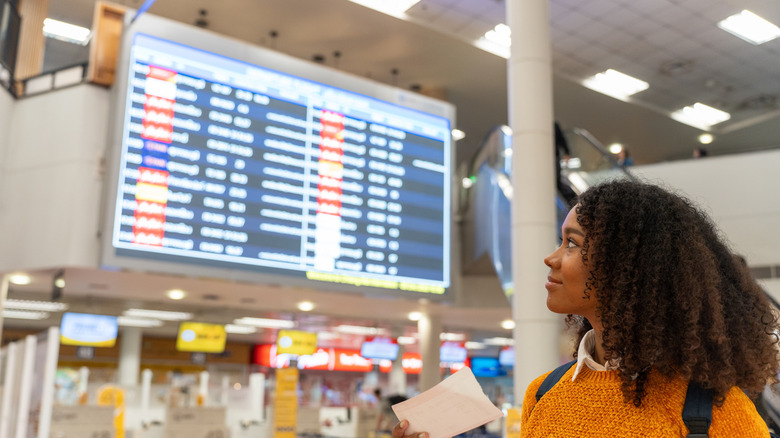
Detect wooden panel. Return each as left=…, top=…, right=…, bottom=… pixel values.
left=87, top=1, right=126, bottom=86
left=14, top=0, right=50, bottom=79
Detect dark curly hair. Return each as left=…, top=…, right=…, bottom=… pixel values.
left=567, top=179, right=779, bottom=406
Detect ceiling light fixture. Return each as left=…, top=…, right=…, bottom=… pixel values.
left=440, top=332, right=466, bottom=341
left=609, top=143, right=623, bottom=154
left=451, top=129, right=465, bottom=141
left=336, top=324, right=384, bottom=335
left=4, top=299, right=68, bottom=312
left=2, top=310, right=49, bottom=320
left=297, top=301, right=315, bottom=312
left=583, top=69, right=649, bottom=101
left=123, top=308, right=193, bottom=321
left=483, top=336, right=515, bottom=346
left=465, top=341, right=486, bottom=350
left=224, top=324, right=258, bottom=334
left=166, top=289, right=187, bottom=300
left=347, top=0, right=421, bottom=19
left=117, top=316, right=164, bottom=327
left=408, top=311, right=423, bottom=321
left=476, top=24, right=511, bottom=59
left=698, top=133, right=714, bottom=144
left=717, top=10, right=780, bottom=45
left=397, top=336, right=416, bottom=345
left=42, top=18, right=91, bottom=45
left=8, top=274, right=31, bottom=285
left=671, top=103, right=731, bottom=130
left=233, top=317, right=295, bottom=329
left=500, top=319, right=516, bottom=330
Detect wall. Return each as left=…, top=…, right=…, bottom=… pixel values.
left=631, top=150, right=780, bottom=298
left=0, top=85, right=109, bottom=270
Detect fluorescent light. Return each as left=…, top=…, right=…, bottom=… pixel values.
left=476, top=24, right=512, bottom=59
left=397, top=336, right=416, bottom=345
left=224, top=324, right=258, bottom=334
left=8, top=274, right=31, bottom=285
left=718, top=10, right=780, bottom=45
left=2, top=310, right=49, bottom=320
left=347, top=0, right=421, bottom=18
left=583, top=69, right=649, bottom=100
left=118, top=316, right=164, bottom=327
left=297, top=301, right=315, bottom=312
left=166, top=289, right=186, bottom=300
left=671, top=103, right=731, bottom=130
left=123, top=308, right=192, bottom=321
left=465, top=341, right=486, bottom=350
left=42, top=18, right=91, bottom=45
left=451, top=129, right=466, bottom=141
left=336, top=324, right=384, bottom=335
left=4, top=299, right=68, bottom=312
left=501, top=319, right=516, bottom=330
left=483, top=336, right=514, bottom=346
left=408, top=311, right=423, bottom=321
left=440, top=332, right=466, bottom=341
left=233, top=317, right=295, bottom=329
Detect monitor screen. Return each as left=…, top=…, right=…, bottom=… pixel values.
left=107, top=32, right=452, bottom=295
left=498, top=346, right=514, bottom=368
left=470, top=357, right=503, bottom=377
left=360, top=336, right=400, bottom=361
left=176, top=322, right=227, bottom=353
left=59, top=312, right=118, bottom=347
left=439, top=341, right=467, bottom=364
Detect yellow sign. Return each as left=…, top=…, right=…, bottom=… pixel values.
left=505, top=407, right=522, bottom=438
left=97, top=385, right=125, bottom=438
left=273, top=367, right=299, bottom=438
left=176, top=322, right=227, bottom=353
left=276, top=330, right=317, bottom=355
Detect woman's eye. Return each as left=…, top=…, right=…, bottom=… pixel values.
left=566, top=239, right=578, bottom=248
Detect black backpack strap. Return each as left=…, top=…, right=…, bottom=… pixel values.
left=533, top=360, right=576, bottom=409
left=683, top=380, right=713, bottom=438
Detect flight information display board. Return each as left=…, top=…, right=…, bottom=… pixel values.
left=110, top=34, right=452, bottom=294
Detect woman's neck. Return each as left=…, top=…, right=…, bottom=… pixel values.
left=592, top=329, right=607, bottom=366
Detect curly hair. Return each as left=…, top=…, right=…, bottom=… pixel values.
left=566, top=179, right=779, bottom=406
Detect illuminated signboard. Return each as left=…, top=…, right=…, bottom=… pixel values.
left=60, top=312, right=119, bottom=347
left=107, top=31, right=452, bottom=295
left=360, top=336, right=400, bottom=361
left=276, top=330, right=318, bottom=356
left=176, top=322, right=227, bottom=353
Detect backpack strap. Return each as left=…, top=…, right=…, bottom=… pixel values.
left=533, top=360, right=576, bottom=409
left=682, top=380, right=713, bottom=438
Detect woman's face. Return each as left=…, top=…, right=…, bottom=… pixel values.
left=544, top=207, right=600, bottom=325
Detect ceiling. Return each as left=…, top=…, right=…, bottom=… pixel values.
left=20, top=0, right=779, bottom=350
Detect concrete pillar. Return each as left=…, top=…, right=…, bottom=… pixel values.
left=506, top=0, right=561, bottom=404
left=117, top=327, right=142, bottom=387
left=417, top=312, right=441, bottom=391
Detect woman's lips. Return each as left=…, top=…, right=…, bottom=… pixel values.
left=545, top=276, right=562, bottom=289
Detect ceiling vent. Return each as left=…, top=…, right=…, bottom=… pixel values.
left=660, top=59, right=694, bottom=76
left=736, top=94, right=777, bottom=110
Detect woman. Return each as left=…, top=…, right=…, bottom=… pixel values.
left=394, top=180, right=779, bottom=437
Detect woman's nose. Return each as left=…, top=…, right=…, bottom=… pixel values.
left=544, top=247, right=560, bottom=268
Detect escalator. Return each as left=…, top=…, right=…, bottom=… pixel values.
left=457, top=125, right=634, bottom=298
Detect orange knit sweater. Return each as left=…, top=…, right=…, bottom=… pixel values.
left=521, top=365, right=768, bottom=437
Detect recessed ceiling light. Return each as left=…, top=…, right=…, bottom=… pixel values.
left=232, top=317, right=295, bottom=329
left=698, top=133, right=714, bottom=145
left=8, top=274, right=31, bottom=285
left=123, top=308, right=192, bottom=321
left=718, top=10, right=780, bottom=45
left=501, top=319, right=516, bottom=330
left=4, top=299, right=68, bottom=312
left=451, top=129, right=466, bottom=141
left=609, top=143, right=623, bottom=154
left=166, top=289, right=187, bottom=300
left=224, top=324, right=258, bottom=334
left=583, top=69, right=649, bottom=100
left=671, top=103, right=731, bottom=130
left=461, top=177, right=473, bottom=189
left=297, top=301, right=315, bottom=312
left=43, top=18, right=91, bottom=45
left=408, top=311, right=423, bottom=321
left=347, top=0, right=421, bottom=18
left=476, top=23, right=511, bottom=59
left=118, top=316, right=164, bottom=327
left=2, top=310, right=49, bottom=320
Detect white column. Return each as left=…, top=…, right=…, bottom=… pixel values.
left=388, top=344, right=407, bottom=396
left=118, top=327, right=142, bottom=387
left=417, top=313, right=441, bottom=392
left=506, top=0, right=561, bottom=404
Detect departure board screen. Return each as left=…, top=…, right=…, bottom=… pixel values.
left=110, top=34, right=452, bottom=294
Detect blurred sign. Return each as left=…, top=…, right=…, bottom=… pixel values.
left=273, top=367, right=298, bottom=438
left=276, top=330, right=317, bottom=356
left=176, top=322, right=226, bottom=353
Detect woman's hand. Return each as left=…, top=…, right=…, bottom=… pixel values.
left=392, top=420, right=429, bottom=438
